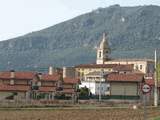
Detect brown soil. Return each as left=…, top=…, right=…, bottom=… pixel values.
left=0, top=107, right=159, bottom=120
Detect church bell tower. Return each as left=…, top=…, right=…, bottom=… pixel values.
left=96, top=33, right=110, bottom=64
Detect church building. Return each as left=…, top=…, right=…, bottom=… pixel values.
left=75, top=33, right=155, bottom=97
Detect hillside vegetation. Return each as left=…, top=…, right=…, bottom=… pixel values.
left=0, top=5, right=160, bottom=71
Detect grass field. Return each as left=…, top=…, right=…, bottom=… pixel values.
left=155, top=118, right=160, bottom=120
left=0, top=107, right=160, bottom=120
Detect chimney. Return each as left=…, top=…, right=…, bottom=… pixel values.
left=49, top=66, right=53, bottom=75
left=10, top=70, right=15, bottom=85
left=63, top=67, right=67, bottom=78
left=103, top=32, right=106, bottom=40
left=10, top=70, right=15, bottom=78
left=38, top=73, right=42, bottom=80
left=63, top=67, right=75, bottom=78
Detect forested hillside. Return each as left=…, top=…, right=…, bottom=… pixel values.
left=0, top=5, right=160, bottom=71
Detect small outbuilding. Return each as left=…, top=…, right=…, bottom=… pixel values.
left=106, top=73, right=144, bottom=98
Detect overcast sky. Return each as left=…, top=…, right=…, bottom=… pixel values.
left=0, top=0, right=160, bottom=41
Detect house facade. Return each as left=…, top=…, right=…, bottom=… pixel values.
left=0, top=69, right=79, bottom=101
left=79, top=71, right=110, bottom=95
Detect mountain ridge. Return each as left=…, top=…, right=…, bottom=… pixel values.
left=0, top=5, right=160, bottom=71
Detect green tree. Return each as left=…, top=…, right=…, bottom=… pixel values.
left=79, top=86, right=90, bottom=97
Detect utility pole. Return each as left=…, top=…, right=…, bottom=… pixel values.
left=154, top=49, right=158, bottom=107
left=144, top=93, right=147, bottom=120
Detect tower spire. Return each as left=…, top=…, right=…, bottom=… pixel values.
left=103, top=33, right=107, bottom=41
left=96, top=33, right=110, bottom=64
left=99, top=33, right=109, bottom=49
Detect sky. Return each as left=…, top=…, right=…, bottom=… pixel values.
left=0, top=0, right=160, bottom=41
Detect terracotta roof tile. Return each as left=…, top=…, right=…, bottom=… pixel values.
left=0, top=71, right=61, bottom=82
left=107, top=73, right=144, bottom=82
left=41, top=73, right=60, bottom=81
left=39, top=86, right=56, bottom=92
left=113, top=64, right=134, bottom=71
left=75, top=64, right=135, bottom=72
left=0, top=85, right=30, bottom=92
left=0, top=71, right=36, bottom=80
left=15, top=72, right=36, bottom=79
left=109, top=59, right=154, bottom=62
left=58, top=88, right=75, bottom=94
left=63, top=77, right=80, bottom=84
left=75, top=64, right=117, bottom=68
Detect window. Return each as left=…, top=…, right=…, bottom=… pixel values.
left=135, top=65, right=139, bottom=70
left=81, top=72, right=84, bottom=77
left=10, top=80, right=14, bottom=85
left=37, top=81, right=41, bottom=86
left=108, top=68, right=111, bottom=71
left=31, top=86, right=39, bottom=90
left=28, top=80, right=32, bottom=85
left=99, top=51, right=102, bottom=58
left=140, top=65, right=143, bottom=70
left=107, top=87, right=110, bottom=91
left=77, top=72, right=80, bottom=77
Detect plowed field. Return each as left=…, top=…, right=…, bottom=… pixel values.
left=0, top=107, right=159, bottom=120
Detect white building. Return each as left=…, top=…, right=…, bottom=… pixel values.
left=105, top=59, right=154, bottom=74
left=79, top=71, right=110, bottom=95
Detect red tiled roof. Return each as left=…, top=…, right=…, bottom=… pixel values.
left=0, top=71, right=61, bottom=82
left=59, top=89, right=75, bottom=94
left=75, top=64, right=117, bottom=68
left=107, top=73, right=144, bottom=82
left=75, top=64, right=135, bottom=71
left=15, top=72, right=36, bottom=79
left=0, top=71, right=36, bottom=80
left=113, top=64, right=134, bottom=71
left=0, top=85, right=30, bottom=92
left=39, top=86, right=56, bottom=92
left=0, top=72, right=10, bottom=79
left=63, top=77, right=80, bottom=84
left=41, top=73, right=60, bottom=81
